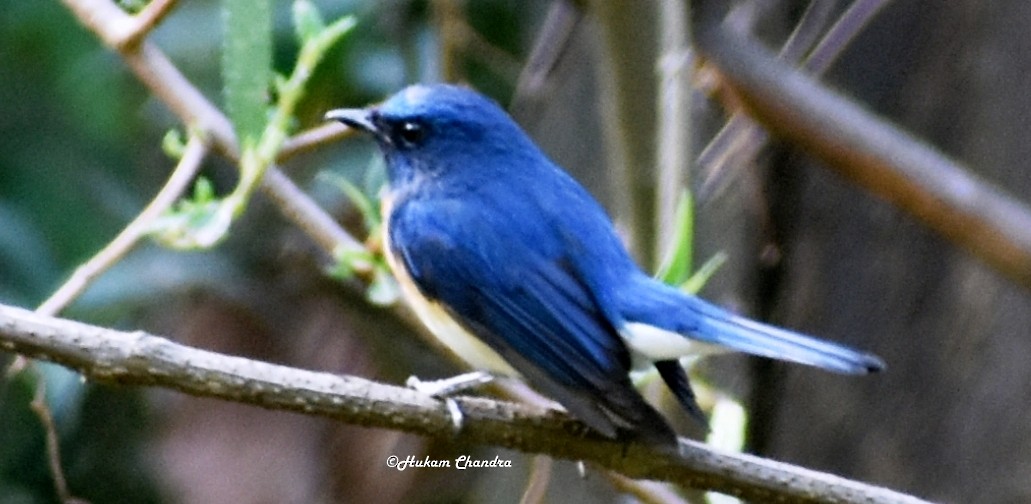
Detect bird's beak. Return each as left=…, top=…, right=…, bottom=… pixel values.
left=324, top=108, right=378, bottom=134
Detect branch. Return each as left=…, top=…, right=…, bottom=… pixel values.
left=0, top=304, right=928, bottom=504
left=60, top=0, right=367, bottom=262
left=37, top=133, right=209, bottom=316
left=697, top=0, right=890, bottom=200
left=693, top=5, right=1031, bottom=289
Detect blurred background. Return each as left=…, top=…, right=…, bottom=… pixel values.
left=2, top=0, right=1030, bottom=502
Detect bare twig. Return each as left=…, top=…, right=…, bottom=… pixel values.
left=37, top=134, right=209, bottom=316
left=804, top=0, right=893, bottom=76
left=0, top=304, right=930, bottom=504
left=44, top=4, right=368, bottom=499
left=60, top=0, right=365, bottom=262
left=694, top=4, right=1031, bottom=289
left=698, top=0, right=891, bottom=201
left=261, top=168, right=367, bottom=257
left=605, top=471, right=691, bottom=504
left=778, top=0, right=837, bottom=64
left=25, top=132, right=208, bottom=504
left=279, top=122, right=356, bottom=163
left=510, top=0, right=584, bottom=119
left=518, top=456, right=552, bottom=504
left=30, top=380, right=89, bottom=504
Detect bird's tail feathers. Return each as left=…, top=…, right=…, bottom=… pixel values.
left=618, top=279, right=884, bottom=374
left=690, top=299, right=885, bottom=374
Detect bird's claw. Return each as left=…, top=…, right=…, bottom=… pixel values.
left=406, top=371, right=494, bottom=397
left=406, top=371, right=494, bottom=433
left=443, top=397, right=464, bottom=431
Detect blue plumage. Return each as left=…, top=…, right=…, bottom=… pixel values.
left=326, top=84, right=884, bottom=446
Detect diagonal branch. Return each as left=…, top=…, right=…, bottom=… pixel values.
left=693, top=4, right=1031, bottom=290
left=60, top=0, right=367, bottom=262
left=37, top=134, right=210, bottom=316
left=0, top=304, right=929, bottom=504
left=697, top=0, right=891, bottom=200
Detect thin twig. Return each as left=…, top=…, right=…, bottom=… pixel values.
left=698, top=0, right=884, bottom=201
left=0, top=304, right=931, bottom=504
left=778, top=0, right=838, bottom=64
left=60, top=0, right=364, bottom=261
left=804, top=0, right=892, bottom=76
left=278, top=122, right=356, bottom=163
left=510, top=0, right=584, bottom=120
left=37, top=134, right=209, bottom=316
left=25, top=134, right=207, bottom=504
left=262, top=168, right=367, bottom=257
left=30, top=379, right=90, bottom=504
left=605, top=471, right=691, bottom=504
left=518, top=456, right=552, bottom=504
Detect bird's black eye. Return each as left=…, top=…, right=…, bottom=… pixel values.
left=395, top=120, right=427, bottom=147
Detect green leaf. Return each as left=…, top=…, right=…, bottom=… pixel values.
left=681, top=251, right=728, bottom=295
left=191, top=177, right=216, bottom=203
left=319, top=172, right=381, bottom=233
left=655, top=189, right=695, bottom=286
left=293, top=0, right=325, bottom=43
left=327, top=248, right=376, bottom=280
left=706, top=393, right=747, bottom=451
left=367, top=265, right=401, bottom=306
left=222, top=0, right=272, bottom=143
left=148, top=178, right=234, bottom=250
left=161, top=129, right=186, bottom=159
left=117, top=0, right=148, bottom=14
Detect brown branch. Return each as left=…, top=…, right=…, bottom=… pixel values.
left=60, top=0, right=366, bottom=263
left=279, top=122, right=356, bottom=163
left=697, top=0, right=890, bottom=200
left=693, top=3, right=1031, bottom=290
left=0, top=304, right=930, bottom=504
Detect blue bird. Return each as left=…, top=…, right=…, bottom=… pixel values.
left=326, top=84, right=884, bottom=446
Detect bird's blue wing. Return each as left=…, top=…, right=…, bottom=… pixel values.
left=388, top=194, right=675, bottom=444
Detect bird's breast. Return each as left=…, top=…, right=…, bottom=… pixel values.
left=381, top=192, right=519, bottom=376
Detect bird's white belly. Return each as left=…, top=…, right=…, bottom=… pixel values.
left=382, top=197, right=518, bottom=376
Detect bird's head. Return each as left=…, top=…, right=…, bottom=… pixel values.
left=325, top=84, right=542, bottom=187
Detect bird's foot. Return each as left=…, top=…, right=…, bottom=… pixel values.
left=406, top=371, right=494, bottom=432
